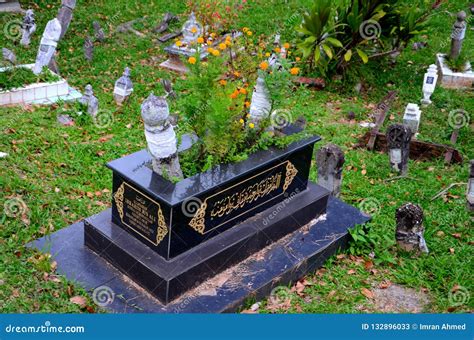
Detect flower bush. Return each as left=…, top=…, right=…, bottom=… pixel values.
left=172, top=29, right=301, bottom=177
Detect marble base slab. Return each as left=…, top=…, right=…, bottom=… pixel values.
left=436, top=54, right=474, bottom=89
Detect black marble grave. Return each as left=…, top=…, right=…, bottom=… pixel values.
left=106, top=136, right=320, bottom=260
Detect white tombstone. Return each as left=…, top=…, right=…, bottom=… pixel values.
left=421, top=64, right=438, bottom=105
left=249, top=76, right=272, bottom=124
left=113, top=67, right=133, bottom=105
left=32, top=18, right=62, bottom=75
left=403, top=103, right=422, bottom=136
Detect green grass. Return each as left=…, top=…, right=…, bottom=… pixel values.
left=0, top=0, right=473, bottom=313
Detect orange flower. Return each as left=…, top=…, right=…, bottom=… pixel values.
left=218, top=43, right=227, bottom=50
left=233, top=71, right=241, bottom=77
left=260, top=61, right=269, bottom=71
left=207, top=47, right=214, bottom=53
left=246, top=31, right=253, bottom=36
left=244, top=101, right=250, bottom=108
left=219, top=79, right=227, bottom=86
left=212, top=49, right=220, bottom=56
left=225, top=40, right=232, bottom=47
left=265, top=52, right=270, bottom=57
left=230, top=90, right=239, bottom=99
left=188, top=56, right=197, bottom=64
left=239, top=118, right=245, bottom=124
left=283, top=43, right=290, bottom=49
left=239, top=88, right=247, bottom=95
left=290, top=67, right=300, bottom=75
left=274, top=47, right=281, bottom=53
left=197, top=37, right=204, bottom=44
left=242, top=27, right=249, bottom=33
left=175, top=40, right=183, bottom=47
left=295, top=57, right=301, bottom=62
left=191, top=27, right=198, bottom=33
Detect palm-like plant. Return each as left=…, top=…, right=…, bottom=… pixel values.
left=296, top=0, right=343, bottom=76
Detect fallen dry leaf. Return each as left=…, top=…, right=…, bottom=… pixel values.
left=70, top=296, right=87, bottom=308
left=379, top=281, right=392, bottom=289
left=361, top=288, right=374, bottom=299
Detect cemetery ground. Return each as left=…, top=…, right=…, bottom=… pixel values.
left=0, top=0, right=473, bottom=313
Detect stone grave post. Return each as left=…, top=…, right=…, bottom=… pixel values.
left=113, top=67, right=133, bottom=105
left=396, top=203, right=429, bottom=254
left=79, top=84, right=99, bottom=117
left=316, top=144, right=345, bottom=197
left=32, top=18, right=62, bottom=75
left=20, top=9, right=36, bottom=47
left=141, top=94, right=183, bottom=180
left=449, top=11, right=467, bottom=61
left=421, top=64, right=438, bottom=105
left=402, top=103, right=422, bottom=136
left=386, top=124, right=412, bottom=175
left=57, top=0, right=77, bottom=39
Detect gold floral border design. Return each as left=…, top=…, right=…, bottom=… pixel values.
left=188, top=160, right=298, bottom=235
left=113, top=182, right=168, bottom=246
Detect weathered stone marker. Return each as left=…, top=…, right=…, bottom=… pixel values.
left=57, top=0, right=76, bottom=39
left=79, top=84, right=99, bottom=117
left=249, top=76, right=271, bottom=124
left=141, top=94, right=183, bottom=180
left=421, top=64, right=438, bottom=106
left=316, top=144, right=345, bottom=197
left=402, top=103, right=422, bottom=136
left=2, top=48, right=17, bottom=65
left=449, top=11, right=467, bottom=61
left=386, top=124, right=412, bottom=175
left=396, top=203, right=429, bottom=254
left=33, top=18, right=62, bottom=75
left=93, top=21, right=105, bottom=42
left=84, top=36, right=94, bottom=62
left=153, top=12, right=178, bottom=33
left=468, top=160, right=474, bottom=212
left=20, top=9, right=36, bottom=47
left=113, top=67, right=133, bottom=105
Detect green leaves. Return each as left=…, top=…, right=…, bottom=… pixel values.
left=344, top=49, right=353, bottom=62
left=356, top=48, right=369, bottom=63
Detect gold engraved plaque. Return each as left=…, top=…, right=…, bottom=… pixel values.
left=189, top=160, right=298, bottom=235
left=114, top=182, right=168, bottom=246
